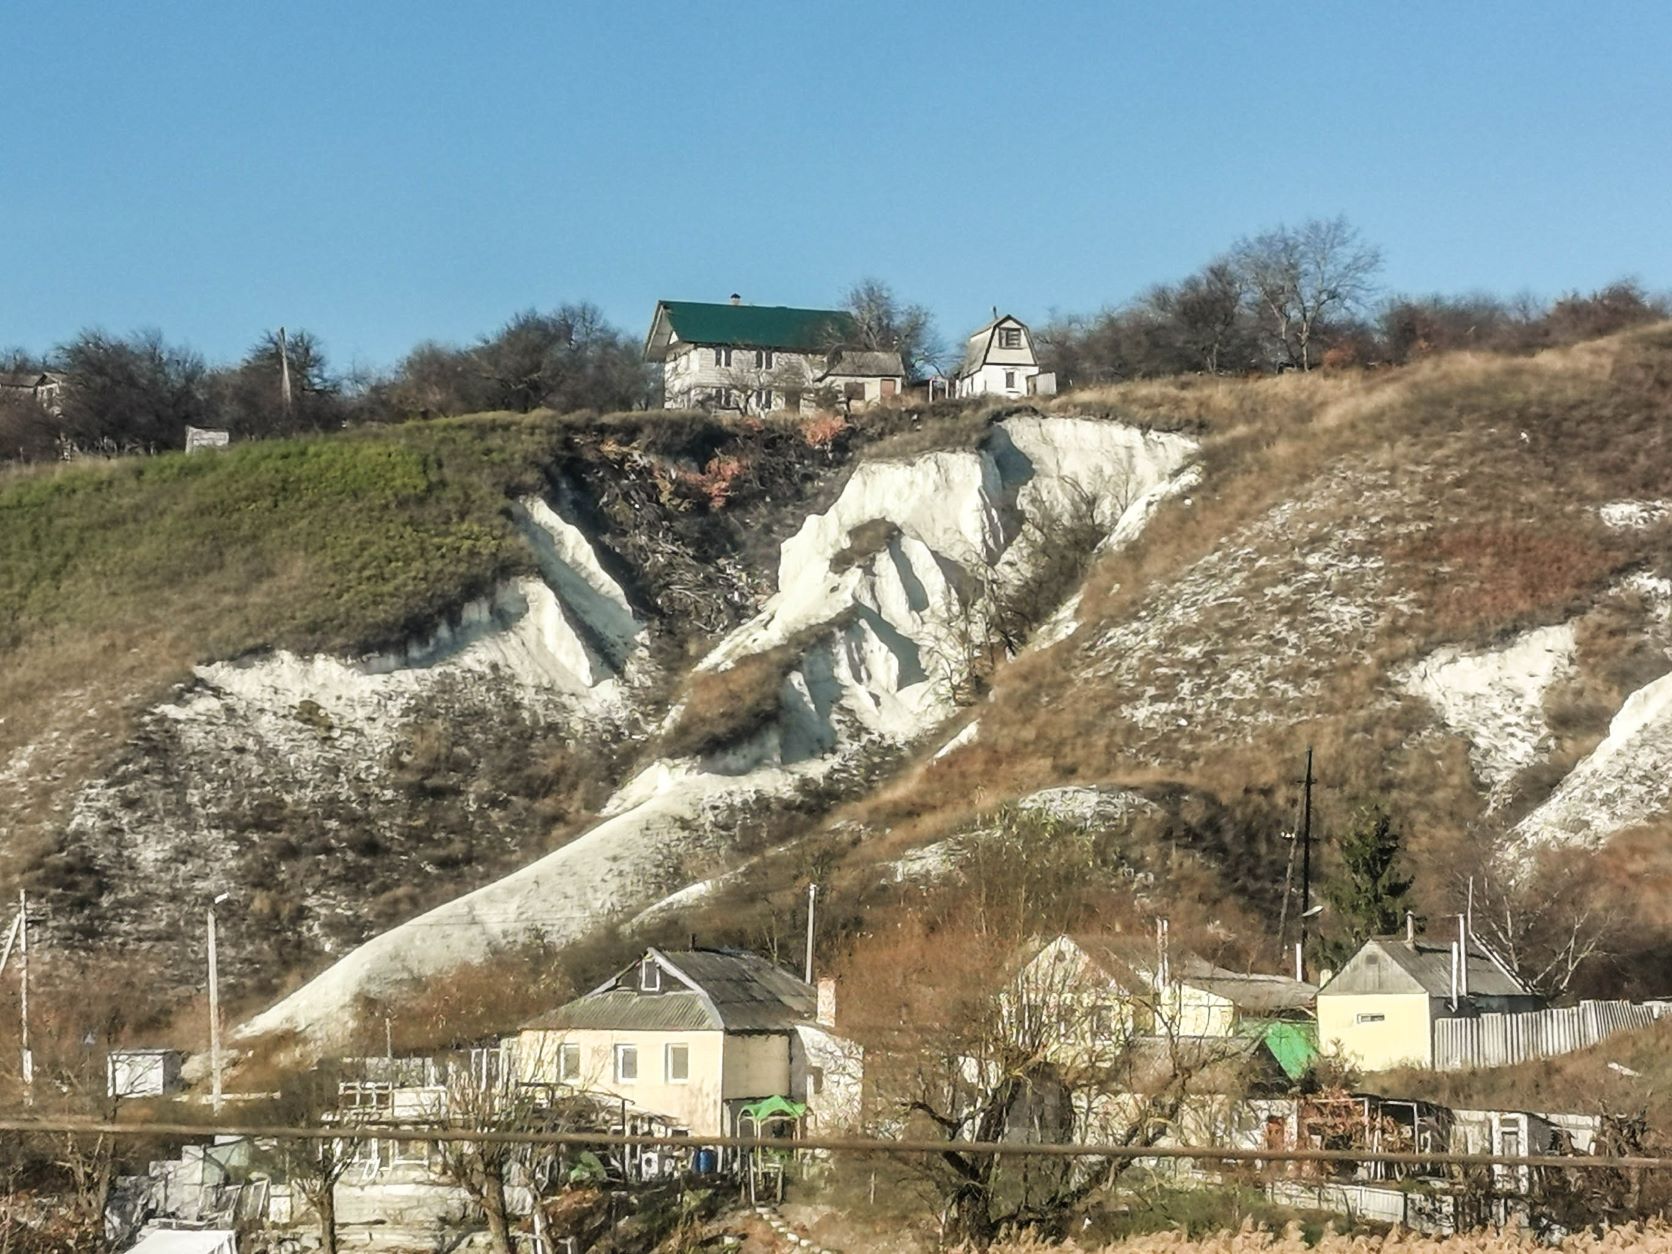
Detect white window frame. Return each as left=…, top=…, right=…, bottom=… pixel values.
left=639, top=957, right=661, bottom=992
left=665, top=1042, right=689, bottom=1084
left=754, top=349, right=774, bottom=369
left=752, top=387, right=773, bottom=411
left=715, top=347, right=733, bottom=367
left=614, top=1044, right=638, bottom=1083
left=557, top=1042, right=581, bottom=1082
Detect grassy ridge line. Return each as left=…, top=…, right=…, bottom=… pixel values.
left=0, top=411, right=561, bottom=661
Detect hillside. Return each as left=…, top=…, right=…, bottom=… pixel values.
left=3, top=327, right=1671, bottom=1051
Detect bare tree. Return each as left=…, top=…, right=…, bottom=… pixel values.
left=429, top=1058, right=590, bottom=1254
left=1231, top=216, right=1383, bottom=370
left=840, top=278, right=945, bottom=378
left=253, top=1062, right=366, bottom=1254
left=1467, top=860, right=1617, bottom=1000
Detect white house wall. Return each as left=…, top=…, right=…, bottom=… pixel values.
left=514, top=1026, right=727, bottom=1137
left=791, top=1024, right=865, bottom=1132
left=662, top=340, right=902, bottom=412
left=959, top=361, right=1039, bottom=399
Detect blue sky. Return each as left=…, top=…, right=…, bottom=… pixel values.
left=5, top=1, right=1669, bottom=370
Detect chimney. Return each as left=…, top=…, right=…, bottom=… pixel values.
left=729, top=293, right=742, bottom=305
left=1405, top=911, right=1416, bottom=946
left=816, top=977, right=837, bottom=1028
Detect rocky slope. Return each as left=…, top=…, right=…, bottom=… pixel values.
left=6, top=327, right=1672, bottom=1047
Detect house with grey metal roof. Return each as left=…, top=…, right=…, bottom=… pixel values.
left=511, top=946, right=859, bottom=1142
left=1316, top=932, right=1541, bottom=1071
left=644, top=296, right=904, bottom=415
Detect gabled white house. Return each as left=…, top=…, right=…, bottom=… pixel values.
left=511, top=947, right=862, bottom=1141
left=644, top=298, right=904, bottom=414
left=955, top=313, right=1040, bottom=399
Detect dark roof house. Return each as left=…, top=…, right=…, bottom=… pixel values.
left=524, top=947, right=816, bottom=1033
left=1320, top=937, right=1534, bottom=1004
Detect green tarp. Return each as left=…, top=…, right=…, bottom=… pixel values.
left=740, top=1095, right=807, bottom=1123
left=1262, top=1020, right=1320, bottom=1081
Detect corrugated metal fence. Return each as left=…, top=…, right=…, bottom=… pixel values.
left=1434, top=1001, right=1669, bottom=1071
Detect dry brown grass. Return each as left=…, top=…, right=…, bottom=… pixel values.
left=985, top=1223, right=1672, bottom=1251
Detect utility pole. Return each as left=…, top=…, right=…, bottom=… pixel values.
left=207, top=896, right=227, bottom=1114
left=18, top=890, right=31, bottom=1107
left=1297, top=747, right=1315, bottom=983
left=803, top=883, right=818, bottom=985
left=277, top=326, right=293, bottom=415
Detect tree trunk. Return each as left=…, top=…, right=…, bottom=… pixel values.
left=316, top=1183, right=339, bottom=1254
left=478, top=1167, right=516, bottom=1254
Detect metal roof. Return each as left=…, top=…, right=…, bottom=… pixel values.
left=644, top=301, right=857, bottom=360
left=1319, top=938, right=1533, bottom=1000
left=816, top=349, right=906, bottom=380
left=1064, top=934, right=1314, bottom=1011
left=523, top=948, right=815, bottom=1034
left=1186, top=971, right=1317, bottom=1014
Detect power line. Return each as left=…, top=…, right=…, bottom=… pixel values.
left=0, top=1117, right=1667, bottom=1173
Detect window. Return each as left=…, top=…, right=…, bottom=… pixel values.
left=752, top=388, right=773, bottom=411
left=754, top=349, right=774, bottom=369
left=639, top=958, right=661, bottom=992
left=665, top=1043, right=689, bottom=1083
left=843, top=381, right=866, bottom=401
left=558, top=1043, right=581, bottom=1082
left=1004, top=370, right=1017, bottom=389
left=1355, top=1012, right=1386, bottom=1024
left=715, top=347, right=733, bottom=367
left=783, top=387, right=802, bottom=411
left=614, top=1044, right=638, bottom=1083
left=999, top=327, right=1023, bottom=350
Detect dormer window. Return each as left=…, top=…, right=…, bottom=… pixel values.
left=998, top=327, right=1023, bottom=350
left=639, top=957, right=661, bottom=993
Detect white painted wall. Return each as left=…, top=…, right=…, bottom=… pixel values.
left=957, top=360, right=1039, bottom=399
left=662, top=340, right=902, bottom=412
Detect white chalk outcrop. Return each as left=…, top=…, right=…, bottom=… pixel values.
left=1510, top=667, right=1672, bottom=852
left=241, top=416, right=1199, bottom=1045
left=1401, top=624, right=1577, bottom=803
left=164, top=496, right=644, bottom=753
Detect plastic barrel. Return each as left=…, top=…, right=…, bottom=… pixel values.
left=693, top=1147, right=718, bottom=1175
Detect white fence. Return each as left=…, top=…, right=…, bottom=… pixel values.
left=1433, top=1001, right=1669, bottom=1071
left=1266, top=1179, right=1457, bottom=1234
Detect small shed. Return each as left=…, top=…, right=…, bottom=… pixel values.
left=108, top=1048, right=185, bottom=1099
left=125, top=1229, right=237, bottom=1254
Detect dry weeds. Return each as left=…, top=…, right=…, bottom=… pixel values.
left=984, top=1221, right=1672, bottom=1251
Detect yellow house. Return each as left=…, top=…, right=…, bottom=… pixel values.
left=1316, top=936, right=1540, bottom=1071
left=1019, top=934, right=1316, bottom=1044
left=512, top=947, right=857, bottom=1141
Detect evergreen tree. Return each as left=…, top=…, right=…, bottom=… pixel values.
left=1325, top=805, right=1414, bottom=959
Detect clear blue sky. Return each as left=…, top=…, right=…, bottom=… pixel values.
left=6, top=1, right=1669, bottom=370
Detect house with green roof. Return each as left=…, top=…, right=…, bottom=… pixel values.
left=644, top=296, right=905, bottom=415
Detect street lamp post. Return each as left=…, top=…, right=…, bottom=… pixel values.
left=207, top=893, right=230, bottom=1114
